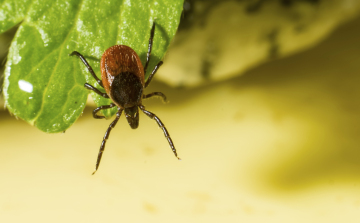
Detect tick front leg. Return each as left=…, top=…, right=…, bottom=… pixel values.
left=139, top=105, right=180, bottom=160
left=84, top=83, right=109, bottom=98
left=70, top=51, right=104, bottom=87
left=92, top=108, right=123, bottom=175
left=92, top=103, right=116, bottom=119
left=144, top=22, right=156, bottom=74
left=142, top=92, right=167, bottom=103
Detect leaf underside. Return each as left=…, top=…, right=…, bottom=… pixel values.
left=1, top=0, right=183, bottom=133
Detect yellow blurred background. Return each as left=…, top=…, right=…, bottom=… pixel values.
left=1, top=13, right=360, bottom=223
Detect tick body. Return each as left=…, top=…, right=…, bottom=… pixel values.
left=70, top=22, right=180, bottom=174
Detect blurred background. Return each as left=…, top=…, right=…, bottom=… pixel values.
left=1, top=0, right=360, bottom=222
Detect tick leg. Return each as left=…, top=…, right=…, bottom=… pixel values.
left=142, top=92, right=167, bottom=103
left=70, top=51, right=104, bottom=87
left=139, top=105, right=180, bottom=160
left=84, top=83, right=109, bottom=98
left=145, top=61, right=163, bottom=88
left=92, top=103, right=116, bottom=119
left=144, top=22, right=156, bottom=74
left=92, top=108, right=123, bottom=175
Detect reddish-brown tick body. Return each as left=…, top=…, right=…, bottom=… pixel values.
left=70, top=22, right=180, bottom=174
left=101, top=45, right=145, bottom=108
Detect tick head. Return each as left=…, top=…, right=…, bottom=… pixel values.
left=125, top=106, right=139, bottom=129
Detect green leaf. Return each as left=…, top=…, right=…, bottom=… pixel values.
left=2, top=0, right=183, bottom=133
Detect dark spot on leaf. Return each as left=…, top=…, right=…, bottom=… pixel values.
left=267, top=29, right=280, bottom=59
left=179, top=0, right=232, bottom=30
left=281, top=0, right=320, bottom=7
left=175, top=83, right=186, bottom=90
left=201, top=40, right=218, bottom=80
left=281, top=0, right=293, bottom=7
left=294, top=24, right=307, bottom=33
left=201, top=59, right=212, bottom=80
left=245, top=0, right=266, bottom=13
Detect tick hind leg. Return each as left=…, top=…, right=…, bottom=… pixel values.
left=92, top=108, right=123, bottom=175
left=70, top=51, right=104, bottom=87
left=139, top=105, right=180, bottom=160
left=92, top=103, right=116, bottom=119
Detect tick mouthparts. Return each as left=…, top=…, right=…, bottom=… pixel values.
left=125, top=106, right=139, bottom=129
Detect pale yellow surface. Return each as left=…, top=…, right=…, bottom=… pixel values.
left=1, top=18, right=360, bottom=222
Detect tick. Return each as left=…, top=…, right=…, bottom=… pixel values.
left=70, top=22, right=180, bottom=174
